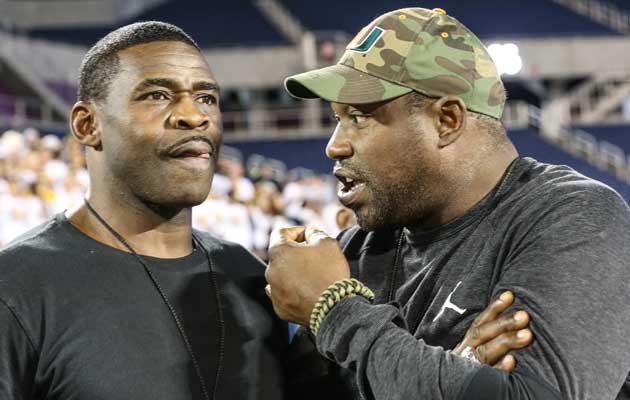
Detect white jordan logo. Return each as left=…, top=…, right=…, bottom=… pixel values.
left=433, top=281, right=467, bottom=322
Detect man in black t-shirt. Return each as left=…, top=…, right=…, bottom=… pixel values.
left=0, top=22, right=288, bottom=400
left=265, top=7, right=630, bottom=400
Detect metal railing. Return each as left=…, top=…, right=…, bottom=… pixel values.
left=542, top=73, right=630, bottom=131
left=534, top=103, right=630, bottom=183
left=551, top=0, right=630, bottom=34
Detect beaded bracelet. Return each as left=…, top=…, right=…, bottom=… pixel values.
left=309, top=278, right=375, bottom=335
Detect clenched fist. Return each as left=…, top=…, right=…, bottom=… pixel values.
left=265, top=226, right=350, bottom=327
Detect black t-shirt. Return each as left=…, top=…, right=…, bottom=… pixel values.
left=0, top=213, right=287, bottom=400
left=288, top=157, right=630, bottom=399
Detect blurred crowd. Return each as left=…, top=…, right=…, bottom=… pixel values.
left=0, top=129, right=88, bottom=247
left=0, top=129, right=350, bottom=259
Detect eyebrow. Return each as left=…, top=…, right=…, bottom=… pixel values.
left=193, top=81, right=220, bottom=92
left=135, top=78, right=220, bottom=93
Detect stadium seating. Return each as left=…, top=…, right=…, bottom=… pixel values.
left=574, top=124, right=630, bottom=151
left=227, top=137, right=334, bottom=174
left=25, top=0, right=289, bottom=47
left=24, top=0, right=621, bottom=49
left=45, top=81, right=77, bottom=106
left=509, top=129, right=629, bottom=200
left=602, top=0, right=630, bottom=11
left=279, top=0, right=618, bottom=38
left=0, top=82, right=16, bottom=117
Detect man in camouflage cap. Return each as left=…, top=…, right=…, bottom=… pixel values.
left=267, top=7, right=630, bottom=400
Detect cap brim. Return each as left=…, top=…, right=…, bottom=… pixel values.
left=284, top=64, right=412, bottom=105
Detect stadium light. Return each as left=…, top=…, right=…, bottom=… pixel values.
left=487, top=43, right=523, bottom=76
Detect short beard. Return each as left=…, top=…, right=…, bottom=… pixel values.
left=107, top=154, right=216, bottom=219
left=355, top=176, right=430, bottom=231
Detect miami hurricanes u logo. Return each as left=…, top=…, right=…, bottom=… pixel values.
left=346, top=26, right=385, bottom=53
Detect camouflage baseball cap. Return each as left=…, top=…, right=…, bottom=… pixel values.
left=285, top=7, right=506, bottom=119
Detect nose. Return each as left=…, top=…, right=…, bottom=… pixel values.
left=325, top=123, right=353, bottom=160
left=168, top=97, right=210, bottom=130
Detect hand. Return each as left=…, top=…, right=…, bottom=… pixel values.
left=265, top=226, right=350, bottom=327
left=453, top=291, right=533, bottom=372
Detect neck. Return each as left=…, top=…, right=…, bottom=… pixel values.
left=66, top=186, right=194, bottom=259
left=409, top=143, right=518, bottom=232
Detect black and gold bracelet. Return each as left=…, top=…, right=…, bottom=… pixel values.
left=309, top=278, right=375, bottom=335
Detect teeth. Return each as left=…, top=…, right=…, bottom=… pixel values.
left=346, top=178, right=354, bottom=183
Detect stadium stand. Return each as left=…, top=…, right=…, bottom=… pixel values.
left=508, top=129, right=630, bottom=199
left=279, top=0, right=620, bottom=37
left=602, top=0, right=630, bottom=11
left=20, top=0, right=624, bottom=52
left=575, top=124, right=630, bottom=151
left=227, top=137, right=333, bottom=173
left=45, top=81, right=77, bottom=106
left=24, top=0, right=289, bottom=47
left=0, top=82, right=16, bottom=118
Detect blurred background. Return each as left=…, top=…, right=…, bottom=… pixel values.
left=1, top=0, right=629, bottom=256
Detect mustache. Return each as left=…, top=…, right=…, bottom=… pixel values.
left=334, top=161, right=368, bottom=181
left=333, top=160, right=365, bottom=178
left=163, top=135, right=218, bottom=157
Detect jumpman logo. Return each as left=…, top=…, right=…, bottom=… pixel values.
left=433, top=281, right=467, bottom=322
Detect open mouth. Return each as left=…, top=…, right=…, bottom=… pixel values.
left=334, top=170, right=367, bottom=206
left=337, top=175, right=359, bottom=193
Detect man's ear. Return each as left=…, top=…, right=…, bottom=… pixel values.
left=70, top=101, right=102, bottom=150
left=430, top=95, right=467, bottom=148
